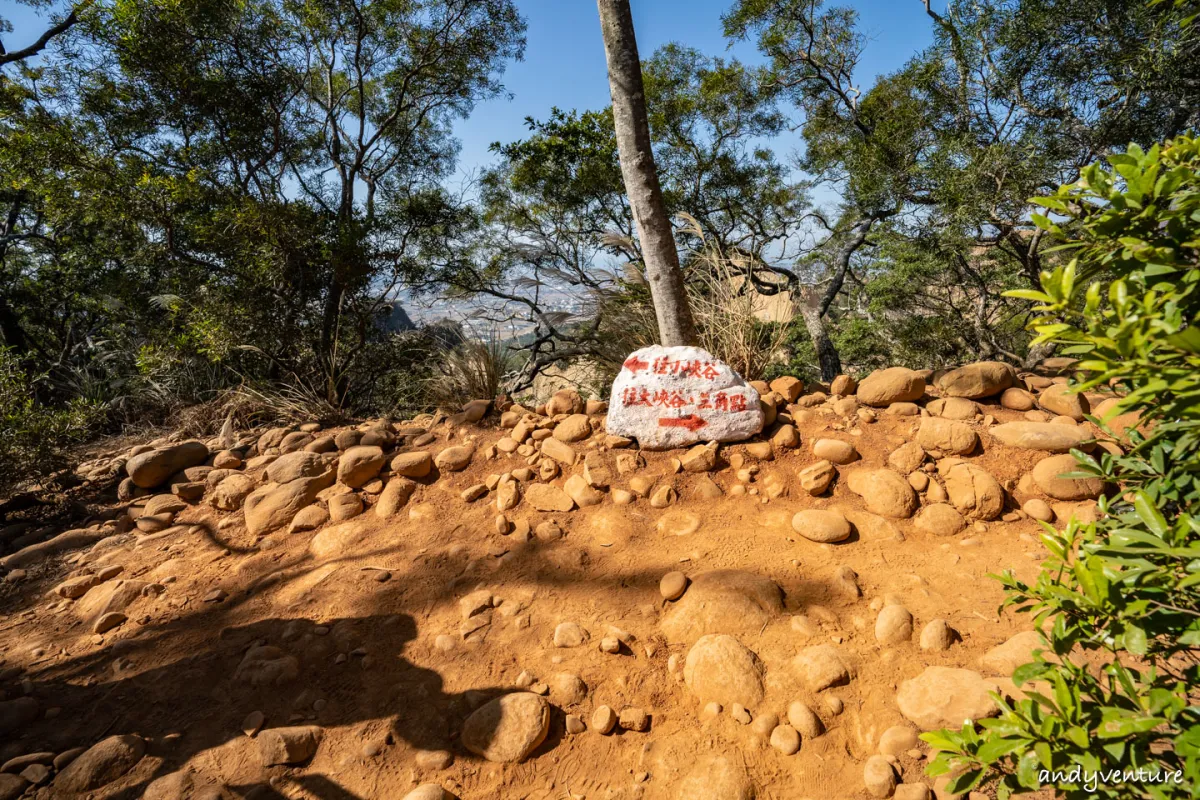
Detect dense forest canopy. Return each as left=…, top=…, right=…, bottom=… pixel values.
left=1, top=0, right=1197, bottom=471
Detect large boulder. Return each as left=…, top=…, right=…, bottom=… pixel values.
left=376, top=478, right=416, bottom=517
left=460, top=693, right=550, bottom=763
left=936, top=361, right=1013, bottom=399
left=944, top=463, right=1005, bottom=520
left=141, top=771, right=218, bottom=800
left=337, top=446, right=386, bottom=488
left=914, top=503, right=966, bottom=536
left=402, top=786, right=453, bottom=800
left=896, top=667, right=999, bottom=730
left=126, top=441, right=209, bottom=489
left=391, top=451, right=432, bottom=478
left=1031, top=454, right=1104, bottom=500
left=812, top=438, right=858, bottom=464
left=1039, top=384, right=1090, bottom=421
left=1000, top=387, right=1037, bottom=410
left=279, top=432, right=313, bottom=453
left=660, top=570, right=783, bottom=644
left=792, top=509, right=852, bottom=543
left=143, top=494, right=186, bottom=516
left=929, top=397, right=980, bottom=420
left=875, top=605, right=914, bottom=644
left=605, top=345, right=764, bottom=449
left=257, top=427, right=290, bottom=450
left=435, top=445, right=474, bottom=472
left=831, top=374, right=857, bottom=396
left=793, top=644, right=852, bottom=691
left=210, top=473, right=256, bottom=511
left=257, top=726, right=320, bottom=766
left=769, top=375, right=804, bottom=403
left=553, top=414, right=592, bottom=442
left=76, top=579, right=148, bottom=626
left=0, top=773, right=27, bottom=800
left=54, top=734, right=145, bottom=793
left=546, top=388, right=584, bottom=416
left=863, top=756, right=898, bottom=799
left=0, top=529, right=106, bottom=570
left=1094, top=397, right=1143, bottom=438
left=845, top=469, right=918, bottom=519
left=980, top=631, right=1049, bottom=676
left=683, top=634, right=766, bottom=708
left=234, top=645, right=300, bottom=686
left=856, top=368, right=926, bottom=407
left=525, top=483, right=574, bottom=512
left=916, top=417, right=977, bottom=456
left=1037, top=356, right=1078, bottom=375
left=888, top=442, right=926, bottom=474
left=266, top=451, right=335, bottom=484
left=989, top=422, right=1091, bottom=453
left=244, top=473, right=334, bottom=535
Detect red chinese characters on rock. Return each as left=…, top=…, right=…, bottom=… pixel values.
left=622, top=355, right=722, bottom=380
left=618, top=387, right=749, bottom=412
left=652, top=357, right=721, bottom=379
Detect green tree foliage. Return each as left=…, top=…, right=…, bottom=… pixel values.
left=2, top=0, right=525, bottom=409
left=0, top=347, right=102, bottom=489
left=642, top=44, right=805, bottom=261
left=723, top=0, right=1199, bottom=375
left=925, top=135, right=1200, bottom=798
left=0, top=0, right=524, bottom=490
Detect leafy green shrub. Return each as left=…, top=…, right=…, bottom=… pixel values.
left=925, top=136, right=1200, bottom=798
left=0, top=349, right=104, bottom=492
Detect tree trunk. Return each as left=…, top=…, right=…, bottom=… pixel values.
left=798, top=299, right=841, bottom=381
left=318, top=278, right=344, bottom=404
left=320, top=196, right=357, bottom=406
left=597, top=0, right=698, bottom=348
left=789, top=215, right=878, bottom=382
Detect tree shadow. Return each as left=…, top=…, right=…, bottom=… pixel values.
left=12, top=610, right=507, bottom=798
left=4, top=492, right=847, bottom=798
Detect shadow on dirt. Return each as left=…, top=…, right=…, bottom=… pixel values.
left=14, top=610, right=503, bottom=798
left=5, top=497, right=841, bottom=798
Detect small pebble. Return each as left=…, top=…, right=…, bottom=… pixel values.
left=770, top=724, right=801, bottom=755
left=618, top=706, right=649, bottom=732
left=592, top=705, right=617, bottom=734
left=659, top=571, right=688, bottom=600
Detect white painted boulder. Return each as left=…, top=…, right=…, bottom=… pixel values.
left=605, top=345, right=764, bottom=449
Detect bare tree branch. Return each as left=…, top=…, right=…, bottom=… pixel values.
left=0, top=5, right=81, bottom=67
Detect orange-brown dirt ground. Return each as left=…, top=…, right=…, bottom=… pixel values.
left=0, top=366, right=1119, bottom=800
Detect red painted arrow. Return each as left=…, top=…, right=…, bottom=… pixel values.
left=623, top=355, right=650, bottom=374
left=659, top=414, right=707, bottom=431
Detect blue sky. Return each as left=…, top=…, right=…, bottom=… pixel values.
left=452, top=0, right=937, bottom=177
left=5, top=0, right=939, bottom=179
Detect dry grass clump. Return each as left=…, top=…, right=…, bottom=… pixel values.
left=425, top=337, right=511, bottom=410
left=166, top=382, right=348, bottom=438
left=678, top=213, right=789, bottom=381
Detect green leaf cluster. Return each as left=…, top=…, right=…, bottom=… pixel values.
left=926, top=134, right=1200, bottom=799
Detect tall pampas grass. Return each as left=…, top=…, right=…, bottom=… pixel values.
left=677, top=213, right=789, bottom=380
